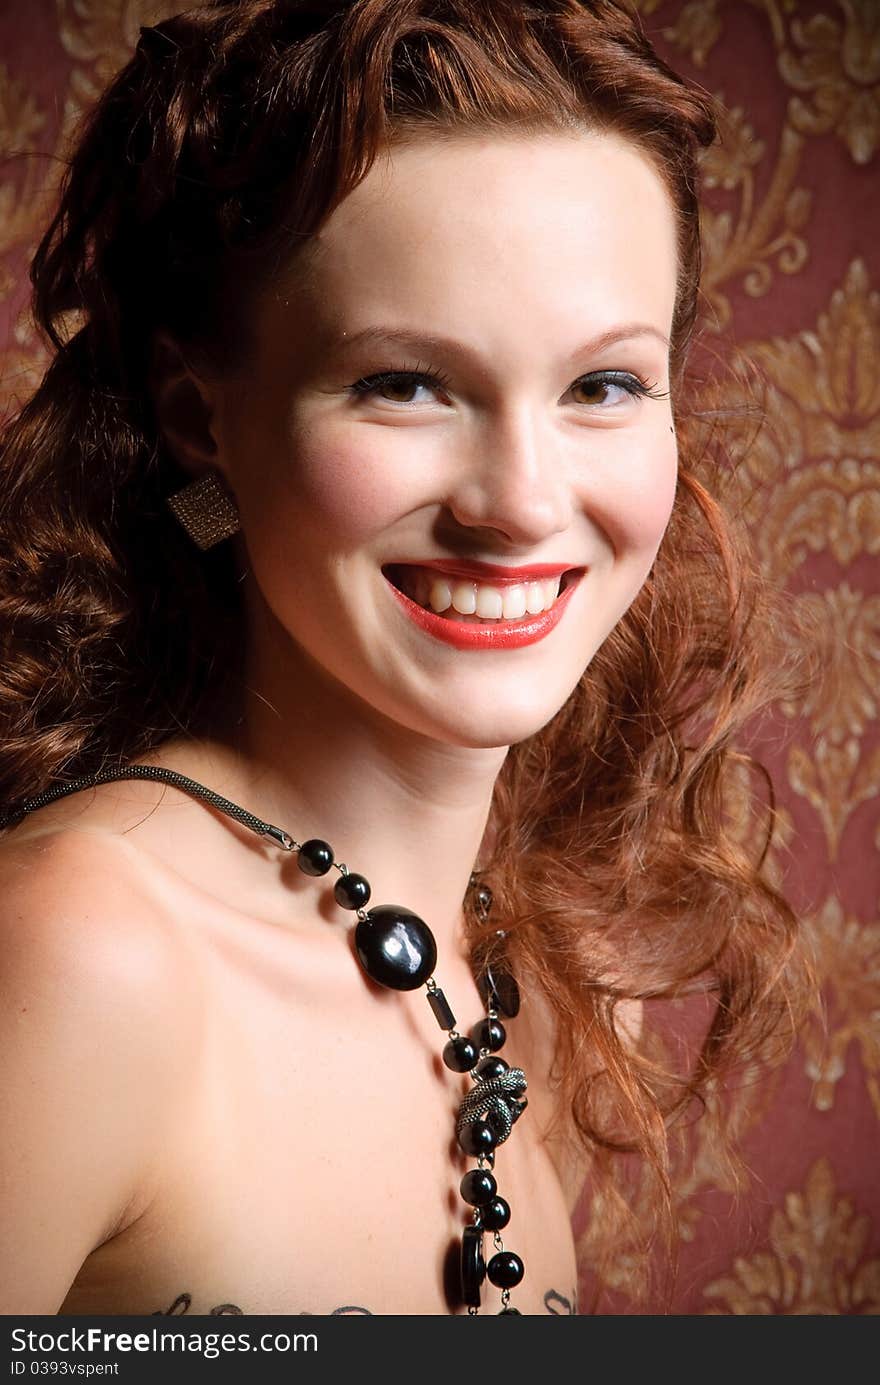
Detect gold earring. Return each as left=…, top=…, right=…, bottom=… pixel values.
left=166, top=471, right=241, bottom=550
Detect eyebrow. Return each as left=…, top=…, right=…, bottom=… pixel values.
left=326, top=322, right=670, bottom=367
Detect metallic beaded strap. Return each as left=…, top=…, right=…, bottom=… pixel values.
left=1, top=765, right=295, bottom=851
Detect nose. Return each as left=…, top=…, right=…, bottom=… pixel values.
left=443, top=405, right=573, bottom=547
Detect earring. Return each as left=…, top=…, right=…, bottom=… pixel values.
left=166, top=471, right=241, bottom=550
left=468, top=872, right=494, bottom=922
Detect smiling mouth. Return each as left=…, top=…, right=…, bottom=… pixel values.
left=382, top=564, right=583, bottom=623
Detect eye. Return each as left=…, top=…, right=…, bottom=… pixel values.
left=345, top=366, right=670, bottom=409
left=347, top=367, right=452, bottom=405
left=569, top=371, right=669, bottom=407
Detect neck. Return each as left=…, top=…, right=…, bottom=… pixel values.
left=201, top=609, right=509, bottom=962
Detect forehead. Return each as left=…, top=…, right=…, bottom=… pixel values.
left=266, top=130, right=678, bottom=355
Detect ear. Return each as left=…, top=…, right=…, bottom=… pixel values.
left=148, top=331, right=224, bottom=478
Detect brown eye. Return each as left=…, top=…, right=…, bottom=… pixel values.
left=348, top=368, right=452, bottom=405
left=569, top=372, right=650, bottom=406
left=377, top=377, right=421, bottom=403
left=571, top=377, right=614, bottom=405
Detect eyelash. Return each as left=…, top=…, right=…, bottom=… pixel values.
left=347, top=363, right=669, bottom=406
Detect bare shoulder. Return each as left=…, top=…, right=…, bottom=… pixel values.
left=0, top=827, right=201, bottom=1313
left=0, top=824, right=198, bottom=1007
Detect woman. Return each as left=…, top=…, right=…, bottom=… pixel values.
left=0, top=0, right=814, bottom=1316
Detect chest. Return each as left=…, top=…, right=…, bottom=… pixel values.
left=60, top=915, right=580, bottom=1317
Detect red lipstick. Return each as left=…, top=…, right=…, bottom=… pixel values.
left=383, top=567, right=584, bottom=651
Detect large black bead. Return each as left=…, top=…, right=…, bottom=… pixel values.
left=487, top=1251, right=525, bottom=1289
left=443, top=1035, right=478, bottom=1072
left=460, top=1169, right=497, bottom=1206
left=460, top=1226, right=485, bottom=1308
left=333, top=872, right=371, bottom=910
left=354, top=905, right=437, bottom=991
left=298, top=839, right=334, bottom=876
left=470, top=1017, right=507, bottom=1053
left=475, top=1055, right=509, bottom=1082
left=480, top=1196, right=511, bottom=1231
left=476, top=961, right=520, bottom=1018
left=457, top=1120, right=497, bottom=1157
left=498, top=1308, right=522, bottom=1314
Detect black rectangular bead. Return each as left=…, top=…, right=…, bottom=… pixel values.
left=426, top=987, right=456, bottom=1031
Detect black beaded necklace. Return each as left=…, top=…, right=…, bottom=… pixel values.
left=7, top=763, right=529, bottom=1315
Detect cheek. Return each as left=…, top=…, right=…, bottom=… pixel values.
left=294, top=443, right=408, bottom=539
left=597, top=436, right=678, bottom=558
left=243, top=424, right=417, bottom=550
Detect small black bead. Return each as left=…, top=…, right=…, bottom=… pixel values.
left=475, top=1055, right=509, bottom=1081
left=298, top=839, right=334, bottom=876
left=460, top=1169, right=497, bottom=1206
left=487, top=1251, right=524, bottom=1289
left=333, top=872, right=371, bottom=910
left=470, top=1017, right=507, bottom=1053
left=457, top=1120, right=497, bottom=1157
left=426, top=987, right=456, bottom=1031
left=443, top=1035, right=478, bottom=1073
left=480, top=1196, right=510, bottom=1231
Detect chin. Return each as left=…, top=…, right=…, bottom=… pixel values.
left=399, top=688, right=579, bottom=752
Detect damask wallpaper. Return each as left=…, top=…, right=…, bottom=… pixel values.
left=0, top=0, right=877, bottom=1316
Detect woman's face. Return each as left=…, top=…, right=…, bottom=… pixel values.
left=208, top=129, right=680, bottom=749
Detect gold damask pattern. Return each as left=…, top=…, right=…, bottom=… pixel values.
left=779, top=0, right=880, bottom=165
left=703, top=1158, right=880, bottom=1314
left=644, top=0, right=880, bottom=167
left=700, top=114, right=810, bottom=325
left=57, top=0, right=170, bottom=110
left=0, top=0, right=877, bottom=1315
left=800, top=894, right=880, bottom=1117
left=686, top=258, right=880, bottom=863
left=602, top=0, right=878, bottom=1313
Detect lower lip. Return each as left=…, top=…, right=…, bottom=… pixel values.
left=384, top=573, right=583, bottom=650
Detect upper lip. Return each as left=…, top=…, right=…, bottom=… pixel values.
left=384, top=559, right=585, bottom=585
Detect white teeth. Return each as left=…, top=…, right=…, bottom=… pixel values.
left=451, top=582, right=477, bottom=615
left=396, top=568, right=566, bottom=621
left=428, top=578, right=453, bottom=613
left=501, top=585, right=527, bottom=620
left=525, top=583, right=546, bottom=614
left=475, top=586, right=504, bottom=619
